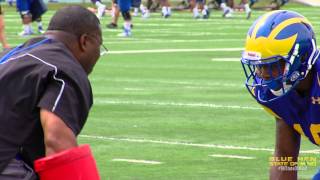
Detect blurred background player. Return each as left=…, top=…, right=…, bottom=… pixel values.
left=16, top=0, right=47, bottom=36
left=218, top=0, right=251, bottom=19
left=276, top=0, right=289, bottom=6
left=232, top=0, right=251, bottom=19
left=249, top=0, right=289, bottom=9
left=216, top=0, right=233, bottom=17
left=0, top=4, right=9, bottom=49
left=91, top=0, right=106, bottom=19
left=107, top=0, right=147, bottom=30
left=146, top=0, right=157, bottom=12
left=249, top=0, right=257, bottom=7
left=7, top=0, right=13, bottom=6
left=132, top=0, right=149, bottom=18
left=117, top=0, right=133, bottom=36
left=159, top=0, right=171, bottom=18
left=192, top=0, right=209, bottom=19
left=107, top=0, right=119, bottom=28
left=147, top=0, right=171, bottom=18
left=242, top=0, right=252, bottom=19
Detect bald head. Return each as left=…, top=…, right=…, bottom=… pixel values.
left=47, top=5, right=100, bottom=37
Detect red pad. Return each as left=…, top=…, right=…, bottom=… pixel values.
left=34, top=144, right=100, bottom=180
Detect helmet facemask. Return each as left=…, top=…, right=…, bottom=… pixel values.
left=241, top=41, right=319, bottom=102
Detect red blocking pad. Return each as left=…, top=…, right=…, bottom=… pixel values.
left=34, top=144, right=100, bottom=180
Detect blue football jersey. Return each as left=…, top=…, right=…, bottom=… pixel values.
left=253, top=59, right=320, bottom=145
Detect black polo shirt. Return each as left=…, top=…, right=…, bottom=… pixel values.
left=0, top=37, right=93, bottom=172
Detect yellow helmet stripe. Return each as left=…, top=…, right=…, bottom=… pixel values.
left=251, top=10, right=282, bottom=39
left=246, top=12, right=313, bottom=58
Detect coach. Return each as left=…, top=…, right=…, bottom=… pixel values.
left=0, top=5, right=104, bottom=179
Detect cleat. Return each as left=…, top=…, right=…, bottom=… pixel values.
left=106, top=23, right=118, bottom=29
left=38, top=27, right=45, bottom=34
left=38, top=29, right=45, bottom=34
left=222, top=9, right=230, bottom=18
left=142, top=11, right=150, bottom=19
left=117, top=31, right=131, bottom=37
left=117, top=27, right=131, bottom=37
left=202, top=10, right=210, bottom=19
left=163, top=14, right=170, bottom=18
left=223, top=9, right=233, bottom=18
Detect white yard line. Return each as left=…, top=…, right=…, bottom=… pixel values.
left=108, top=48, right=243, bottom=54
left=293, top=0, right=320, bottom=7
left=79, top=135, right=320, bottom=154
left=299, top=149, right=320, bottom=154
left=101, top=39, right=243, bottom=44
left=211, top=58, right=240, bottom=62
left=123, top=88, right=145, bottom=91
left=90, top=77, right=242, bottom=88
left=80, top=134, right=272, bottom=151
left=209, top=154, right=256, bottom=160
left=112, top=158, right=163, bottom=165
left=106, top=48, right=320, bottom=54
left=93, top=99, right=262, bottom=110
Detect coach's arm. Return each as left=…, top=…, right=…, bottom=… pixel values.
left=270, top=118, right=301, bottom=180
left=40, top=108, right=78, bottom=156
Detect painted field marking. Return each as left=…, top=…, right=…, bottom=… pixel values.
left=209, top=154, right=256, bottom=160
left=93, top=99, right=262, bottom=110
left=105, top=47, right=320, bottom=54
left=108, top=48, right=243, bottom=54
left=123, top=88, right=145, bottom=91
left=91, top=77, right=242, bottom=88
left=79, top=135, right=320, bottom=154
left=211, top=58, right=240, bottom=62
left=103, top=39, right=243, bottom=44
left=112, top=158, right=163, bottom=165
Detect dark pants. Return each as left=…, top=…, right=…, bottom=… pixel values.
left=91, top=0, right=101, bottom=3
left=0, top=159, right=37, bottom=180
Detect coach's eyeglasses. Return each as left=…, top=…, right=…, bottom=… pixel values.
left=100, top=43, right=108, bottom=56
left=87, top=33, right=108, bottom=56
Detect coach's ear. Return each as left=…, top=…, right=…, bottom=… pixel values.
left=78, top=33, right=90, bottom=52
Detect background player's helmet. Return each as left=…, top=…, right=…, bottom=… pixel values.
left=241, top=10, right=319, bottom=101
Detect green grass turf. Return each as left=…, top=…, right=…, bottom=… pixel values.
left=2, top=2, right=320, bottom=179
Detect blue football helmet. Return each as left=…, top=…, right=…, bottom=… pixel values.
left=241, top=10, right=320, bottom=101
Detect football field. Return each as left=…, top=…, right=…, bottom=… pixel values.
left=3, top=2, right=320, bottom=179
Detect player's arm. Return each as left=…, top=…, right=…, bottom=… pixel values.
left=270, top=117, right=301, bottom=180
left=40, top=108, right=78, bottom=156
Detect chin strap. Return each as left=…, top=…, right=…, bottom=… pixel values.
left=270, top=83, right=292, bottom=97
